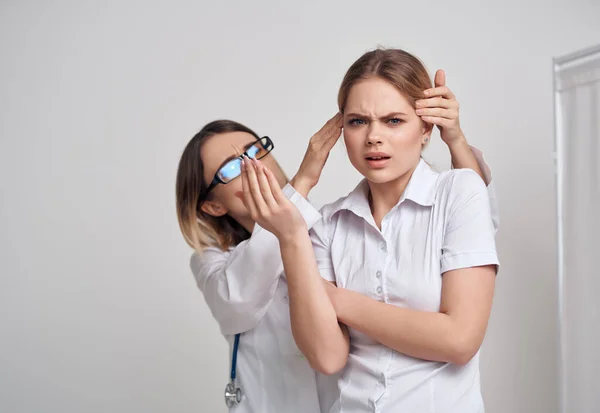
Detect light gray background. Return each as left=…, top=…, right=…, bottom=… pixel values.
left=1, top=1, right=599, bottom=412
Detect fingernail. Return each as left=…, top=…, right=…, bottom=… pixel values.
left=423, top=90, right=430, bottom=95
left=416, top=109, right=423, bottom=114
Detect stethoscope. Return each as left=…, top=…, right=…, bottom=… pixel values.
left=224, top=333, right=242, bottom=408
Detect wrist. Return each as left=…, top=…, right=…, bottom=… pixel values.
left=446, top=134, right=469, bottom=152
left=290, top=175, right=314, bottom=198
left=278, top=225, right=310, bottom=246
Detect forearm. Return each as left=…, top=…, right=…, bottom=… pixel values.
left=334, top=290, right=478, bottom=365
left=448, top=137, right=484, bottom=181
left=279, top=233, right=349, bottom=374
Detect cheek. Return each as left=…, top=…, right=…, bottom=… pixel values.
left=261, top=157, right=288, bottom=187
left=214, top=179, right=244, bottom=209
left=395, top=119, right=423, bottom=140
left=343, top=130, right=362, bottom=154
left=343, top=133, right=366, bottom=170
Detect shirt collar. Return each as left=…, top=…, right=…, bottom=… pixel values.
left=331, top=159, right=439, bottom=221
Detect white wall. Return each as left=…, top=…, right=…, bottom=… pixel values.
left=1, top=1, right=599, bottom=412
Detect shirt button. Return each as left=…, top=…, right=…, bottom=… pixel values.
left=380, top=243, right=386, bottom=252
left=376, top=286, right=382, bottom=294
left=376, top=271, right=382, bottom=278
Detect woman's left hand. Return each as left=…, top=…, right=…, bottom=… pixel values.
left=237, top=156, right=307, bottom=241
left=291, top=113, right=343, bottom=197
left=416, top=69, right=466, bottom=146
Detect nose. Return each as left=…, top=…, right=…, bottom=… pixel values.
left=366, top=123, right=383, bottom=146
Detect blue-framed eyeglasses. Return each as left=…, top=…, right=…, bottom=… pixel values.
left=206, top=136, right=274, bottom=192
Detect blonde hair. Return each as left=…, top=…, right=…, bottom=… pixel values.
left=338, top=48, right=433, bottom=112
left=176, top=120, right=259, bottom=253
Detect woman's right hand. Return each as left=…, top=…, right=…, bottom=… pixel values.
left=290, top=113, right=343, bottom=198
left=239, top=156, right=307, bottom=242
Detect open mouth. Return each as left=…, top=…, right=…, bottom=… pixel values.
left=365, top=153, right=391, bottom=168
left=365, top=155, right=391, bottom=161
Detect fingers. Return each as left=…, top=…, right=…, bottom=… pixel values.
left=241, top=157, right=258, bottom=216
left=264, top=163, right=287, bottom=205
left=317, top=113, right=343, bottom=139
left=324, top=113, right=343, bottom=138
left=418, top=73, right=459, bottom=118
left=243, top=156, right=284, bottom=215
left=243, top=156, right=269, bottom=214
left=423, top=85, right=456, bottom=100
left=415, top=107, right=458, bottom=119
left=308, top=113, right=343, bottom=155
left=333, top=111, right=343, bottom=128
left=252, top=158, right=278, bottom=208
left=420, top=116, right=453, bottom=128
left=434, top=69, right=446, bottom=88
left=323, top=124, right=343, bottom=150
left=415, top=97, right=457, bottom=109
left=325, top=112, right=343, bottom=127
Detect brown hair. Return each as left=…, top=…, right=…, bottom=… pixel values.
left=176, top=120, right=258, bottom=253
left=338, top=48, right=433, bottom=112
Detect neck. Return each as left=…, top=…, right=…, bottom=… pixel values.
left=240, top=217, right=255, bottom=234
left=367, top=163, right=419, bottom=229
left=227, top=212, right=255, bottom=234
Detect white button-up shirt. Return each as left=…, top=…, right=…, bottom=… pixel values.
left=311, top=159, right=499, bottom=413
left=190, top=184, right=323, bottom=413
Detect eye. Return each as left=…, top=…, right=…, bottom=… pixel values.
left=348, top=118, right=366, bottom=126
left=387, top=118, right=404, bottom=125
left=246, top=145, right=260, bottom=159
left=219, top=159, right=242, bottom=182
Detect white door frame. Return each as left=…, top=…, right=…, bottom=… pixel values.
left=553, top=43, right=600, bottom=413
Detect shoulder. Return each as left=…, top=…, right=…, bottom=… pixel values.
left=435, top=168, right=487, bottom=203
left=319, top=195, right=350, bottom=222
left=318, top=179, right=369, bottom=223
left=310, top=191, right=357, bottom=243
left=189, top=247, right=230, bottom=279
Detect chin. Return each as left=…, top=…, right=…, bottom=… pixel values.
left=364, top=164, right=418, bottom=185
left=358, top=168, right=397, bottom=184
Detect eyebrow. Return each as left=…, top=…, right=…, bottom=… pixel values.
left=345, top=112, right=408, bottom=119
left=216, top=140, right=258, bottom=170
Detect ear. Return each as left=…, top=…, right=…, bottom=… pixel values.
left=200, top=200, right=228, bottom=217
left=421, top=122, right=433, bottom=145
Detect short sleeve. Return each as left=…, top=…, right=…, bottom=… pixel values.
left=440, top=170, right=499, bottom=274
left=309, top=215, right=336, bottom=282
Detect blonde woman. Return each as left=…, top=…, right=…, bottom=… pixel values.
left=238, top=48, right=499, bottom=413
